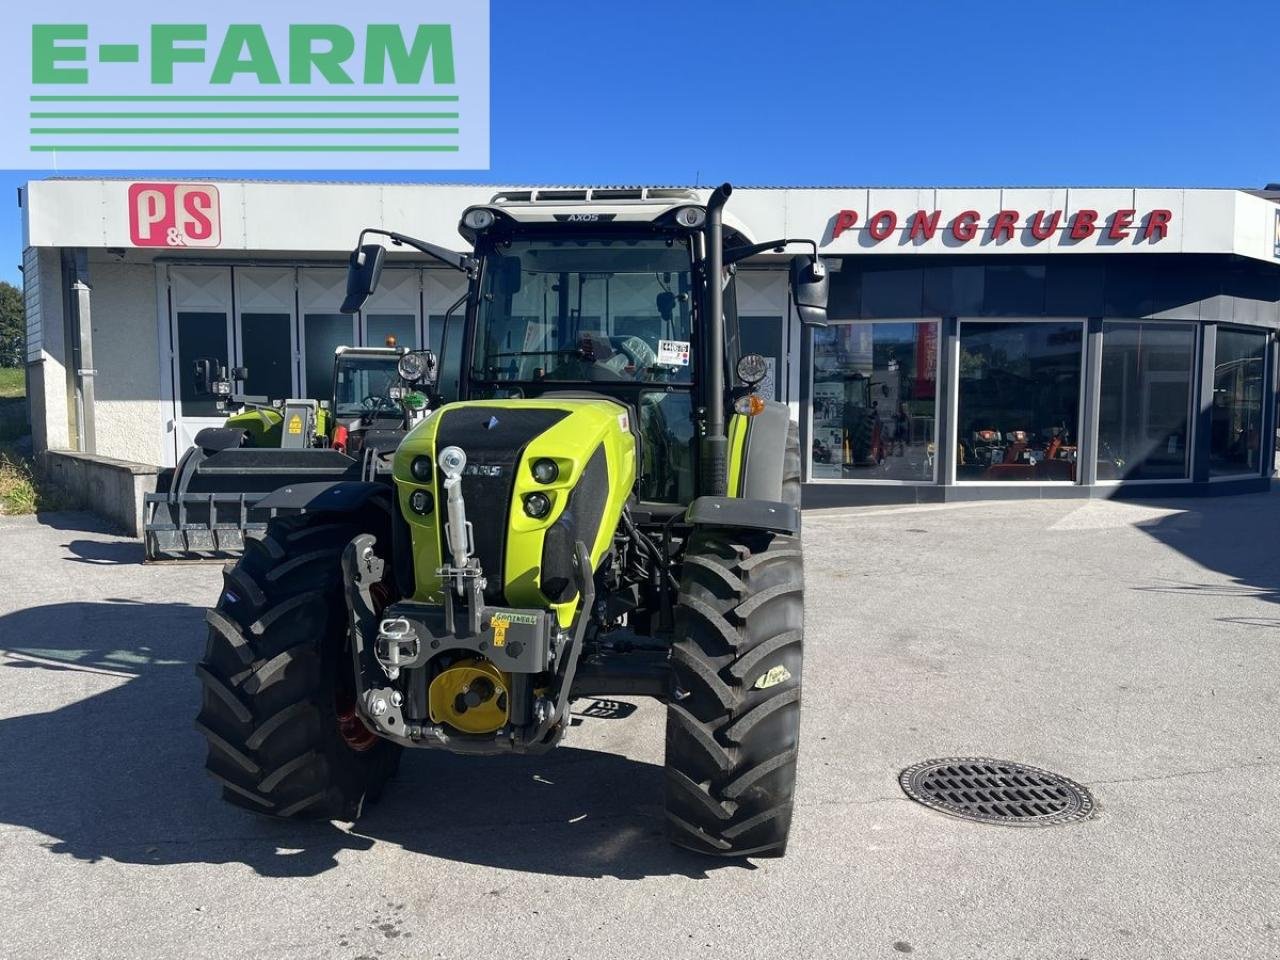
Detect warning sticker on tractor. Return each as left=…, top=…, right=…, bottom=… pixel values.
left=491, top=616, right=509, bottom=648
left=287, top=415, right=303, bottom=435
left=658, top=340, right=691, bottom=366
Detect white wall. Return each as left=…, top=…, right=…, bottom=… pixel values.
left=26, top=248, right=70, bottom=452
left=85, top=257, right=165, bottom=465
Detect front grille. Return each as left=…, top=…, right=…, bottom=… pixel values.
left=434, top=407, right=569, bottom=603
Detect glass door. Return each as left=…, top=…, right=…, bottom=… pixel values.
left=299, top=269, right=356, bottom=401
left=234, top=267, right=298, bottom=403
left=168, top=266, right=234, bottom=460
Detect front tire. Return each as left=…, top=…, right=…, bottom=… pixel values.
left=664, top=525, right=804, bottom=857
left=195, top=512, right=401, bottom=820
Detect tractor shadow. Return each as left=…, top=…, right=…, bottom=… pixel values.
left=0, top=600, right=731, bottom=881
left=1131, top=490, right=1280, bottom=607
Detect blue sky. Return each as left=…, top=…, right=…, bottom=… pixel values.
left=3, top=0, right=1277, bottom=285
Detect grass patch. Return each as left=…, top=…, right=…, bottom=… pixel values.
left=0, top=446, right=40, bottom=515
left=0, top=367, right=23, bottom=399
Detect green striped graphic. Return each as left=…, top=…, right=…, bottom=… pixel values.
left=29, top=144, right=462, bottom=152
left=30, top=95, right=460, bottom=102
left=31, top=112, right=460, bottom=119
left=32, top=128, right=460, bottom=135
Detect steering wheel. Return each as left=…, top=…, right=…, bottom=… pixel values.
left=360, top=394, right=397, bottom=412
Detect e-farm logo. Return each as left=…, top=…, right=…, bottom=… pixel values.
left=2, top=1, right=489, bottom=170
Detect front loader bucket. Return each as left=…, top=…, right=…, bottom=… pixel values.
left=143, top=446, right=363, bottom=561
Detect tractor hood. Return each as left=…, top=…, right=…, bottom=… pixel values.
left=392, top=398, right=637, bottom=626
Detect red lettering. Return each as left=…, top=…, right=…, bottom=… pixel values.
left=1028, top=210, right=1062, bottom=241
left=1143, top=209, right=1172, bottom=241
left=952, top=210, right=980, bottom=242
left=908, top=210, right=940, bottom=241
left=833, top=209, right=859, bottom=239
left=868, top=209, right=897, bottom=241
left=1070, top=209, right=1098, bottom=240
left=182, top=189, right=214, bottom=241
left=1108, top=209, right=1135, bottom=240
left=991, top=210, right=1019, bottom=242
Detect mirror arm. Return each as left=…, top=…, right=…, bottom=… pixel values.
left=724, top=238, right=821, bottom=268
left=359, top=228, right=479, bottom=279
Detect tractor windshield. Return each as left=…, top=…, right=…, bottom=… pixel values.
left=333, top=355, right=401, bottom=418
left=472, top=238, right=694, bottom=385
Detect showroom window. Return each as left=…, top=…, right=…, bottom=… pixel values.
left=1210, top=327, right=1268, bottom=477
left=956, top=321, right=1083, bottom=482
left=811, top=321, right=938, bottom=481
left=1098, top=322, right=1197, bottom=481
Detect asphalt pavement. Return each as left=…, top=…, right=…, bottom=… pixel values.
left=1, top=495, right=1277, bottom=960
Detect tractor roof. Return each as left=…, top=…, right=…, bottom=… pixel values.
left=459, top=186, right=754, bottom=246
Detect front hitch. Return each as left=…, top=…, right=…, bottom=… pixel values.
left=342, top=534, right=595, bottom=755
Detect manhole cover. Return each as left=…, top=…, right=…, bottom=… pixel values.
left=899, top=757, right=1095, bottom=826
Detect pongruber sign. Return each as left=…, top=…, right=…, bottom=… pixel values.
left=832, top=206, right=1174, bottom=245
left=128, top=183, right=221, bottom=248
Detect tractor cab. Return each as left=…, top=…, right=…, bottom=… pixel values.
left=342, top=185, right=830, bottom=510
left=329, top=345, right=437, bottom=455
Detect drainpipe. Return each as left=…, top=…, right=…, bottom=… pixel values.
left=61, top=249, right=96, bottom=454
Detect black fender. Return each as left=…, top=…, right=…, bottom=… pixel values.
left=736, top=400, right=791, bottom=500
left=254, top=480, right=393, bottom=514
left=193, top=426, right=248, bottom=453
left=685, top=496, right=799, bottom=535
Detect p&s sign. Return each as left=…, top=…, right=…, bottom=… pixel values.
left=129, top=183, right=221, bottom=248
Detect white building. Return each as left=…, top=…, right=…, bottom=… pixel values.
left=20, top=178, right=1280, bottom=514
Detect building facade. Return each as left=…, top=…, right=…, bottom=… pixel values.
left=21, top=179, right=1280, bottom=505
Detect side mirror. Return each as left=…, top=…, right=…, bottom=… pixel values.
left=192, top=358, right=214, bottom=397
left=656, top=290, right=676, bottom=323
left=790, top=255, right=830, bottom=327
left=230, top=366, right=249, bottom=381
left=341, top=243, right=386, bottom=314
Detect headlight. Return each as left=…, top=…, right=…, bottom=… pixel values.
left=736, top=352, right=769, bottom=386
left=531, top=458, right=558, bottom=484
left=398, top=351, right=431, bottom=383
left=463, top=208, right=496, bottom=231
left=409, top=489, right=434, bottom=515
left=410, top=455, right=433, bottom=482
left=523, top=492, right=551, bottom=519
left=674, top=206, right=707, bottom=229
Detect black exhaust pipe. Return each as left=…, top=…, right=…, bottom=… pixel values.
left=702, top=182, right=732, bottom=497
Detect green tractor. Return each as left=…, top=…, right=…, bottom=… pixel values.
left=145, top=345, right=438, bottom=560
left=195, top=184, right=829, bottom=856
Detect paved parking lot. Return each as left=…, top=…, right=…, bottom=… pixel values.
left=1, top=494, right=1278, bottom=960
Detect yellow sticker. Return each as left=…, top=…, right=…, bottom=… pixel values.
left=287, top=415, right=303, bottom=435
left=491, top=616, right=509, bottom=648
left=753, top=665, right=792, bottom=690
